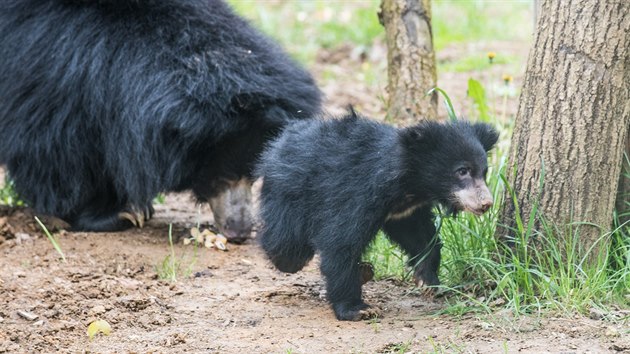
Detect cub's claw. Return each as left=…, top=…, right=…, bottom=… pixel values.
left=334, top=302, right=382, bottom=321
left=414, top=273, right=444, bottom=297
left=358, top=306, right=382, bottom=320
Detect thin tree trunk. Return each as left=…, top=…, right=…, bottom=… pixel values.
left=616, top=131, right=630, bottom=225
left=379, top=0, right=437, bottom=123
left=499, top=0, right=630, bottom=250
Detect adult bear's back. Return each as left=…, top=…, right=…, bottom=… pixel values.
left=0, top=0, right=321, bottom=234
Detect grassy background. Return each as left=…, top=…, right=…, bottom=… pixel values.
left=228, top=0, right=533, bottom=63
left=228, top=0, right=532, bottom=120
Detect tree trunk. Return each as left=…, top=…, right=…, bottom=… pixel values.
left=499, top=0, right=630, bottom=249
left=379, top=0, right=437, bottom=123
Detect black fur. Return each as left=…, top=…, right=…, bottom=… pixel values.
left=0, top=0, right=321, bottom=231
left=257, top=113, right=498, bottom=321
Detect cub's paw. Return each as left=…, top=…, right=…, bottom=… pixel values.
left=357, top=305, right=382, bottom=320
left=413, top=269, right=441, bottom=296
left=333, top=301, right=381, bottom=321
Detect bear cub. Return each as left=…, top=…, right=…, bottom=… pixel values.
left=257, top=110, right=498, bottom=321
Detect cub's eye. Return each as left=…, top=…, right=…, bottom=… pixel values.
left=456, top=167, right=470, bottom=177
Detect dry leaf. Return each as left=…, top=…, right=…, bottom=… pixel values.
left=190, top=227, right=204, bottom=243
left=215, top=240, right=227, bottom=251
left=87, top=319, right=112, bottom=340
left=204, top=237, right=215, bottom=249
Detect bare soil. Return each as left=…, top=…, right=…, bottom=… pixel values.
left=1, top=40, right=629, bottom=353
left=1, top=195, right=628, bottom=353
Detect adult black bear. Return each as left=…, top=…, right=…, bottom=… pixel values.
left=0, top=0, right=321, bottom=240
left=257, top=111, right=498, bottom=321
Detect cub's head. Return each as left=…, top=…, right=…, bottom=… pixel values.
left=401, top=121, right=499, bottom=215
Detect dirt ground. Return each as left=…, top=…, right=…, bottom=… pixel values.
left=1, top=194, right=628, bottom=353
left=1, top=39, right=629, bottom=353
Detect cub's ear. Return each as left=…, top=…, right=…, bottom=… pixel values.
left=473, top=123, right=499, bottom=152
left=401, top=121, right=440, bottom=150
left=347, top=105, right=358, bottom=119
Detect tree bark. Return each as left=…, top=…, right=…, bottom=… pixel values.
left=499, top=0, right=630, bottom=249
left=616, top=130, right=630, bottom=225
left=379, top=0, right=437, bottom=123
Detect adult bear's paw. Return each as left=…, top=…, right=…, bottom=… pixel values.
left=118, top=204, right=154, bottom=229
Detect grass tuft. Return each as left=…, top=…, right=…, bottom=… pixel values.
left=156, top=224, right=199, bottom=281
left=35, top=216, right=66, bottom=262
left=0, top=177, right=23, bottom=207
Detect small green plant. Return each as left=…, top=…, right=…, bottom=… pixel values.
left=0, top=178, right=23, bottom=206
left=395, top=340, right=413, bottom=354
left=436, top=299, right=485, bottom=318
left=426, top=336, right=466, bottom=354
left=156, top=224, right=199, bottom=281
left=153, top=193, right=166, bottom=205
left=427, top=87, right=458, bottom=122
left=383, top=340, right=413, bottom=354
left=368, top=316, right=381, bottom=333
left=467, top=78, right=491, bottom=122
left=35, top=216, right=66, bottom=262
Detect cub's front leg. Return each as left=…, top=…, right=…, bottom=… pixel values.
left=384, top=205, right=441, bottom=289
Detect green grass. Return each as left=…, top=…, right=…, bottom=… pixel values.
left=364, top=231, right=410, bottom=281
left=35, top=216, right=67, bottom=262
left=438, top=183, right=630, bottom=317
left=433, top=0, right=533, bottom=50
left=426, top=336, right=467, bottom=354
left=0, top=177, right=23, bottom=206
left=438, top=53, right=518, bottom=73
left=228, top=1, right=533, bottom=65
left=156, top=225, right=199, bottom=281
left=381, top=340, right=413, bottom=354
left=153, top=193, right=166, bottom=205
left=228, top=0, right=383, bottom=64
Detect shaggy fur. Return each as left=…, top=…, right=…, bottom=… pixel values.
left=0, top=0, right=321, bottom=231
left=257, top=112, right=498, bottom=321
